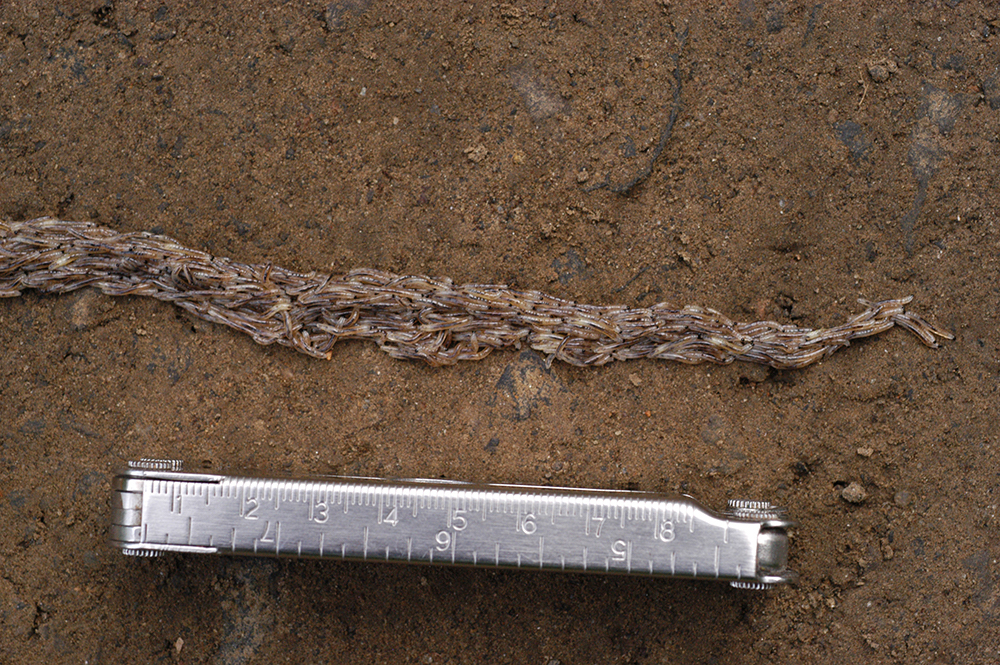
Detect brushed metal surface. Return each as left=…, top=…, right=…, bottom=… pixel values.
left=111, top=464, right=796, bottom=588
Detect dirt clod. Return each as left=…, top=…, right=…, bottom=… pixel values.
left=841, top=482, right=867, bottom=504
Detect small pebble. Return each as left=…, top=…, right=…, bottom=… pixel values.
left=867, top=63, right=890, bottom=83
left=463, top=144, right=488, bottom=163
left=841, top=482, right=866, bottom=504
left=856, top=446, right=874, bottom=458
left=831, top=567, right=855, bottom=588
left=893, top=490, right=912, bottom=508
left=866, top=58, right=897, bottom=83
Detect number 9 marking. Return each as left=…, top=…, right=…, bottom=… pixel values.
left=435, top=530, right=452, bottom=552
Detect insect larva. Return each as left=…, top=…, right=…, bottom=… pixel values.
left=0, top=217, right=954, bottom=369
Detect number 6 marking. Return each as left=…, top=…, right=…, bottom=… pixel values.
left=519, top=513, right=537, bottom=535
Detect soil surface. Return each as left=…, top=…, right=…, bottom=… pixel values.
left=2, top=1, right=998, bottom=663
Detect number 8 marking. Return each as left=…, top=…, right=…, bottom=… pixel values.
left=658, top=519, right=675, bottom=542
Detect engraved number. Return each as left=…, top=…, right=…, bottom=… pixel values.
left=244, top=497, right=260, bottom=520
left=611, top=540, right=628, bottom=562
left=435, top=530, right=451, bottom=552
left=519, top=513, right=537, bottom=535
left=259, top=521, right=275, bottom=543
left=591, top=514, right=606, bottom=538
left=311, top=499, right=329, bottom=524
left=658, top=519, right=675, bottom=543
left=451, top=508, right=468, bottom=531
left=383, top=506, right=399, bottom=527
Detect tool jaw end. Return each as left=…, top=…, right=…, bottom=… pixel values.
left=725, top=499, right=798, bottom=590
left=128, top=458, right=183, bottom=472
left=725, top=498, right=789, bottom=521
left=108, top=461, right=176, bottom=557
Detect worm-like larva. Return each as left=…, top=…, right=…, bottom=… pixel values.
left=0, top=217, right=953, bottom=369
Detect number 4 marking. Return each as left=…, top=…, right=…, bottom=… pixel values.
left=382, top=505, right=399, bottom=526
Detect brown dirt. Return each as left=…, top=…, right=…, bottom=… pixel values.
left=1, top=1, right=998, bottom=663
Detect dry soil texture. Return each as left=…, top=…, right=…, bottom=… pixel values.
left=1, top=1, right=999, bottom=664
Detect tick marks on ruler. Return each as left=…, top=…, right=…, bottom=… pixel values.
left=116, top=469, right=795, bottom=585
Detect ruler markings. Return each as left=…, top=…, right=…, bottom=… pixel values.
left=125, top=472, right=790, bottom=585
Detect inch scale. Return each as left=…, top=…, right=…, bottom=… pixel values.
left=111, top=459, right=796, bottom=589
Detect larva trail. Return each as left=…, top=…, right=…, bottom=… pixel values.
left=0, top=218, right=953, bottom=369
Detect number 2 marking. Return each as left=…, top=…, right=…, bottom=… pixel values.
left=244, top=496, right=259, bottom=520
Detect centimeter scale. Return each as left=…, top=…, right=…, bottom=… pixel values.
left=111, top=459, right=797, bottom=589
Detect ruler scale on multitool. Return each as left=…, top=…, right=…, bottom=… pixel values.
left=111, top=459, right=796, bottom=589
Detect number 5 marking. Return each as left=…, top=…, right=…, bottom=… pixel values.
left=611, top=540, right=630, bottom=562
